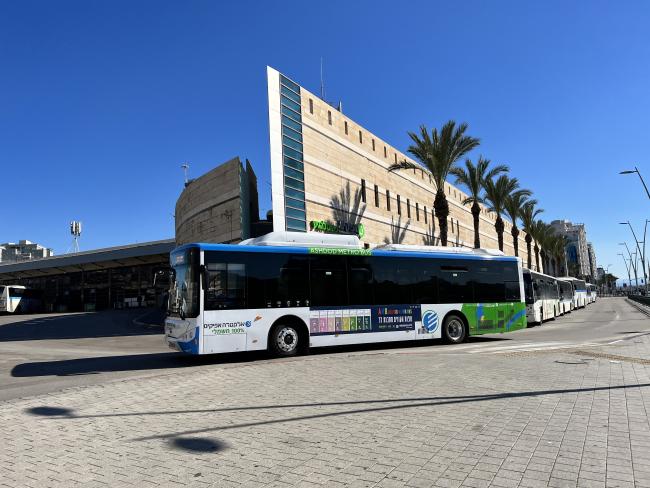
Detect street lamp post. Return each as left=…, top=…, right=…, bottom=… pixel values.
left=620, top=221, right=648, bottom=294
left=618, top=252, right=632, bottom=294
left=620, top=166, right=650, bottom=200
left=620, top=242, right=639, bottom=292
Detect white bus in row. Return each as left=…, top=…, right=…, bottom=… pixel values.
left=586, top=283, right=598, bottom=304
left=0, top=285, right=42, bottom=314
left=523, top=272, right=591, bottom=325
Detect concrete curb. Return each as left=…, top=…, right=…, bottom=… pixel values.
left=626, top=297, right=650, bottom=317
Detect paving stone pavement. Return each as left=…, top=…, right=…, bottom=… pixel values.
left=2, top=332, right=650, bottom=487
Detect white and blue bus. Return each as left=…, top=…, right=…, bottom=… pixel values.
left=586, top=283, right=597, bottom=304
left=557, top=279, right=574, bottom=314
left=0, top=285, right=43, bottom=314
left=164, top=232, right=528, bottom=356
left=523, top=270, right=559, bottom=324
left=558, top=277, right=587, bottom=309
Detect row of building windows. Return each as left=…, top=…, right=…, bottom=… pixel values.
left=360, top=178, right=431, bottom=225
left=280, top=75, right=307, bottom=232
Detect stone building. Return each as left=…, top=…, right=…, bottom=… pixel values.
left=550, top=220, right=592, bottom=278
left=175, top=157, right=261, bottom=245
left=267, top=67, right=542, bottom=270
left=0, top=240, right=54, bottom=263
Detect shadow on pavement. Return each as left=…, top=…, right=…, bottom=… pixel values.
left=11, top=334, right=511, bottom=378
left=0, top=309, right=162, bottom=342
left=170, top=437, right=228, bottom=453
left=25, top=383, right=650, bottom=444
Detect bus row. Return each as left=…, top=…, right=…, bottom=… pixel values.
left=523, top=270, right=597, bottom=325
left=163, top=232, right=599, bottom=357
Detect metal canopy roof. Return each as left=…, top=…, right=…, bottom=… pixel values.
left=0, top=239, right=175, bottom=280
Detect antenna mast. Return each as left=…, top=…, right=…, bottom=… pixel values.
left=320, top=57, right=325, bottom=100
left=181, top=163, right=190, bottom=186
left=69, top=221, right=82, bottom=253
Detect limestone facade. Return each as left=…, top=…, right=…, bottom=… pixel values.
left=267, top=67, right=543, bottom=272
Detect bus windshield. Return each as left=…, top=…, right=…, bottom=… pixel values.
left=168, top=248, right=199, bottom=318
left=523, top=273, right=534, bottom=304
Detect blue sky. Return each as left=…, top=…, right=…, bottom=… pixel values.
left=1, top=0, right=649, bottom=280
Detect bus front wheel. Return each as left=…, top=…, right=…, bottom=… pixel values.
left=269, top=322, right=302, bottom=357
left=442, top=314, right=467, bottom=344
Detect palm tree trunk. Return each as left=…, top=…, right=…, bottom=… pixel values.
left=534, top=243, right=540, bottom=272
left=471, top=202, right=481, bottom=248
left=541, top=250, right=547, bottom=275
left=495, top=216, right=505, bottom=252
left=511, top=225, right=520, bottom=257
left=434, top=189, right=449, bottom=247
left=525, top=234, right=532, bottom=269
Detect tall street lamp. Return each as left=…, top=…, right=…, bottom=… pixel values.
left=620, top=221, right=648, bottom=294
left=619, top=242, right=639, bottom=292
left=618, top=252, right=632, bottom=294
left=620, top=166, right=650, bottom=200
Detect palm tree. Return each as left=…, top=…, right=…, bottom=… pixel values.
left=384, top=216, right=410, bottom=244
left=389, top=121, right=480, bottom=246
left=483, top=175, right=531, bottom=252
left=550, top=234, right=569, bottom=276
left=504, top=195, right=535, bottom=257
left=450, top=156, right=508, bottom=248
left=520, top=202, right=543, bottom=269
left=531, top=220, right=546, bottom=273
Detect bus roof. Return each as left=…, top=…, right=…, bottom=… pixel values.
left=172, top=242, right=520, bottom=262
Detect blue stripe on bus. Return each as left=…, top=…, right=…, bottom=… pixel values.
left=505, top=309, right=526, bottom=330
left=172, top=243, right=519, bottom=262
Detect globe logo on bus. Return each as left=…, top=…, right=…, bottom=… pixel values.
left=422, top=310, right=439, bottom=333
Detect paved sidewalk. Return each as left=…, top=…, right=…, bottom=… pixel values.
left=2, top=332, right=650, bottom=487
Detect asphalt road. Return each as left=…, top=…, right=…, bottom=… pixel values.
left=0, top=298, right=647, bottom=402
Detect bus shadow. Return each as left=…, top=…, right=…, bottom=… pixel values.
left=11, top=336, right=512, bottom=379
left=10, top=350, right=266, bottom=378
left=0, top=309, right=162, bottom=342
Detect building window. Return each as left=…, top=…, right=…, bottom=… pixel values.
left=328, top=110, right=332, bottom=125
left=309, top=98, right=313, bottom=114
left=374, top=185, right=379, bottom=207
left=280, top=74, right=306, bottom=232
left=397, top=195, right=401, bottom=215
left=386, top=190, right=391, bottom=211
left=372, top=139, right=375, bottom=151
left=344, top=121, right=348, bottom=135
left=424, top=206, right=427, bottom=224
left=394, top=153, right=397, bottom=164
left=384, top=146, right=387, bottom=158
left=416, top=202, right=419, bottom=221
left=361, top=179, right=366, bottom=203
left=359, top=130, right=363, bottom=143
left=407, top=198, right=411, bottom=218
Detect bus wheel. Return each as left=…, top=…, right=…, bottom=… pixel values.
left=269, top=323, right=301, bottom=357
left=442, top=314, right=467, bottom=344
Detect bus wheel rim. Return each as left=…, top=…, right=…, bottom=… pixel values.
left=277, top=327, right=298, bottom=352
left=447, top=319, right=463, bottom=340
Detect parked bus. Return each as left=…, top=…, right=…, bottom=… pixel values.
left=164, top=232, right=527, bottom=356
left=523, top=270, right=559, bottom=324
left=586, top=283, right=597, bottom=303
left=558, top=277, right=587, bottom=309
left=557, top=279, right=574, bottom=314
left=0, top=285, right=43, bottom=313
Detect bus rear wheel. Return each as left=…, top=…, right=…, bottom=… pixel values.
left=442, top=314, right=467, bottom=344
left=269, top=323, right=301, bottom=357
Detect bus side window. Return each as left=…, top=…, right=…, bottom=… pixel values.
left=205, top=263, right=246, bottom=310
left=309, top=256, right=348, bottom=307
left=278, top=256, right=309, bottom=307
left=348, top=257, right=374, bottom=305
left=438, top=262, right=472, bottom=304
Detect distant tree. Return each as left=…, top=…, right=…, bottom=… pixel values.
left=504, top=194, right=534, bottom=257
left=520, top=202, right=543, bottom=270
left=450, top=156, right=508, bottom=248
left=389, top=120, right=480, bottom=246
left=484, top=175, right=531, bottom=252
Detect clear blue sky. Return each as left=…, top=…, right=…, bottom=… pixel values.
left=1, top=0, right=649, bottom=280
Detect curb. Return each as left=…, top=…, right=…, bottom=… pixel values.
left=626, top=297, right=650, bottom=318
